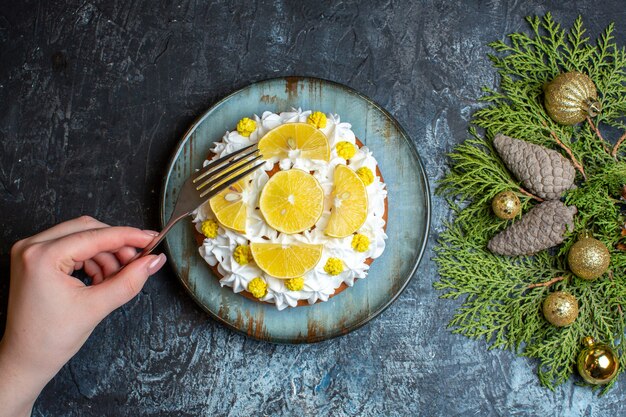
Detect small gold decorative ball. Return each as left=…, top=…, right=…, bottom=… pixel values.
left=542, top=291, right=579, bottom=327
left=577, top=337, right=619, bottom=385
left=568, top=236, right=610, bottom=280
left=492, top=191, right=521, bottom=220
left=544, top=71, right=602, bottom=125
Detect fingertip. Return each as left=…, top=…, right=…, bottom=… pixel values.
left=147, top=253, right=167, bottom=275
left=84, top=259, right=103, bottom=280
left=115, top=246, right=138, bottom=265
left=93, top=252, right=122, bottom=277
left=92, top=273, right=104, bottom=285
left=82, top=259, right=103, bottom=285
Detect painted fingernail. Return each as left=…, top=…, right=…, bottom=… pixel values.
left=143, top=230, right=159, bottom=236
left=147, top=253, right=167, bottom=274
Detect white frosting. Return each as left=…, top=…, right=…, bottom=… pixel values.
left=193, top=109, right=388, bottom=310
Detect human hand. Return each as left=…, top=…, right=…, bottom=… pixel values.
left=0, top=216, right=167, bottom=417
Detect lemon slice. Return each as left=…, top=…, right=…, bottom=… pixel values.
left=258, top=123, right=330, bottom=161
left=209, top=177, right=248, bottom=233
left=259, top=169, right=324, bottom=234
left=250, top=242, right=323, bottom=279
left=325, top=164, right=368, bottom=238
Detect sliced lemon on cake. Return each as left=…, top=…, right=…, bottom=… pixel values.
left=250, top=242, right=323, bottom=279
left=325, top=164, right=368, bottom=238
left=259, top=169, right=324, bottom=234
left=258, top=123, right=330, bottom=161
left=209, top=177, right=249, bottom=233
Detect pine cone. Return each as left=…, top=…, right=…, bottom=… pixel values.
left=493, top=133, right=576, bottom=200
left=487, top=200, right=577, bottom=256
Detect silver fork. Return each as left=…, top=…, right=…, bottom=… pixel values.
left=138, top=144, right=264, bottom=258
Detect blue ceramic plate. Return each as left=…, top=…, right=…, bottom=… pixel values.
left=161, top=77, right=430, bottom=343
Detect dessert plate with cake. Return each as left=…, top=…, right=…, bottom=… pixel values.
left=162, top=77, right=429, bottom=343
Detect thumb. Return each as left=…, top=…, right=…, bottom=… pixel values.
left=89, top=253, right=167, bottom=317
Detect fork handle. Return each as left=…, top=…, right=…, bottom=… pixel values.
left=131, top=211, right=190, bottom=261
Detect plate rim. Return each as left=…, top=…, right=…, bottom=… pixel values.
left=160, top=76, right=431, bottom=344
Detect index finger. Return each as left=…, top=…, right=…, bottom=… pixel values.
left=49, top=226, right=157, bottom=263
left=26, top=216, right=109, bottom=244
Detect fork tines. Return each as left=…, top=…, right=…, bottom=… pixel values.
left=193, top=143, right=257, bottom=183
left=193, top=145, right=265, bottom=199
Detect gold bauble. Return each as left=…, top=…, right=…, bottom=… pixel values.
left=542, top=291, right=578, bottom=327
left=544, top=71, right=602, bottom=125
left=492, top=190, right=521, bottom=220
left=568, top=233, right=610, bottom=280
left=577, top=337, right=619, bottom=385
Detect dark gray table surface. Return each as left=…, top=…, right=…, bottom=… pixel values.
left=1, top=1, right=625, bottom=416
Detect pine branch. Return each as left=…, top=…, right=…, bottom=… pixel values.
left=585, top=116, right=612, bottom=154
left=527, top=276, right=566, bottom=289
left=542, top=121, right=587, bottom=179
left=518, top=187, right=543, bottom=202
left=613, top=132, right=626, bottom=158
left=435, top=13, right=626, bottom=391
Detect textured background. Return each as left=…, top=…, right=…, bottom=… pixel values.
left=1, top=1, right=625, bottom=416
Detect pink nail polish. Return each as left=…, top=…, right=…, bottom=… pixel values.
left=143, top=230, right=159, bottom=236
left=147, top=253, right=166, bottom=274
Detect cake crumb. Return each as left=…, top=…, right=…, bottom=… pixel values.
left=236, top=117, right=256, bottom=137
left=324, top=258, right=344, bottom=275
left=285, top=277, right=304, bottom=291
left=307, top=111, right=327, bottom=128
left=356, top=167, right=374, bottom=185
left=201, top=219, right=219, bottom=239
left=336, top=141, right=356, bottom=159
left=248, top=277, right=267, bottom=298
left=351, top=234, right=370, bottom=252
left=233, top=245, right=253, bottom=265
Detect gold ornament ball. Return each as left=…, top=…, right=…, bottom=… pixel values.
left=492, top=191, right=521, bottom=220
left=544, top=71, right=602, bottom=125
left=568, top=236, right=610, bottom=280
left=577, top=337, right=619, bottom=385
left=542, top=291, right=578, bottom=327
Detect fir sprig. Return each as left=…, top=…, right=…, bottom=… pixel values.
left=434, top=13, right=626, bottom=391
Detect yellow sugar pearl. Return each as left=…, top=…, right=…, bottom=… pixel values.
left=355, top=167, right=374, bottom=185
left=324, top=258, right=344, bottom=275
left=307, top=111, right=327, bottom=129
left=236, top=117, right=256, bottom=137
left=233, top=245, right=253, bottom=265
left=336, top=141, right=356, bottom=159
left=248, top=277, right=267, bottom=299
left=201, top=219, right=219, bottom=239
left=285, top=277, right=304, bottom=291
left=351, top=234, right=370, bottom=252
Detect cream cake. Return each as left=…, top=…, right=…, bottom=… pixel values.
left=192, top=108, right=387, bottom=310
